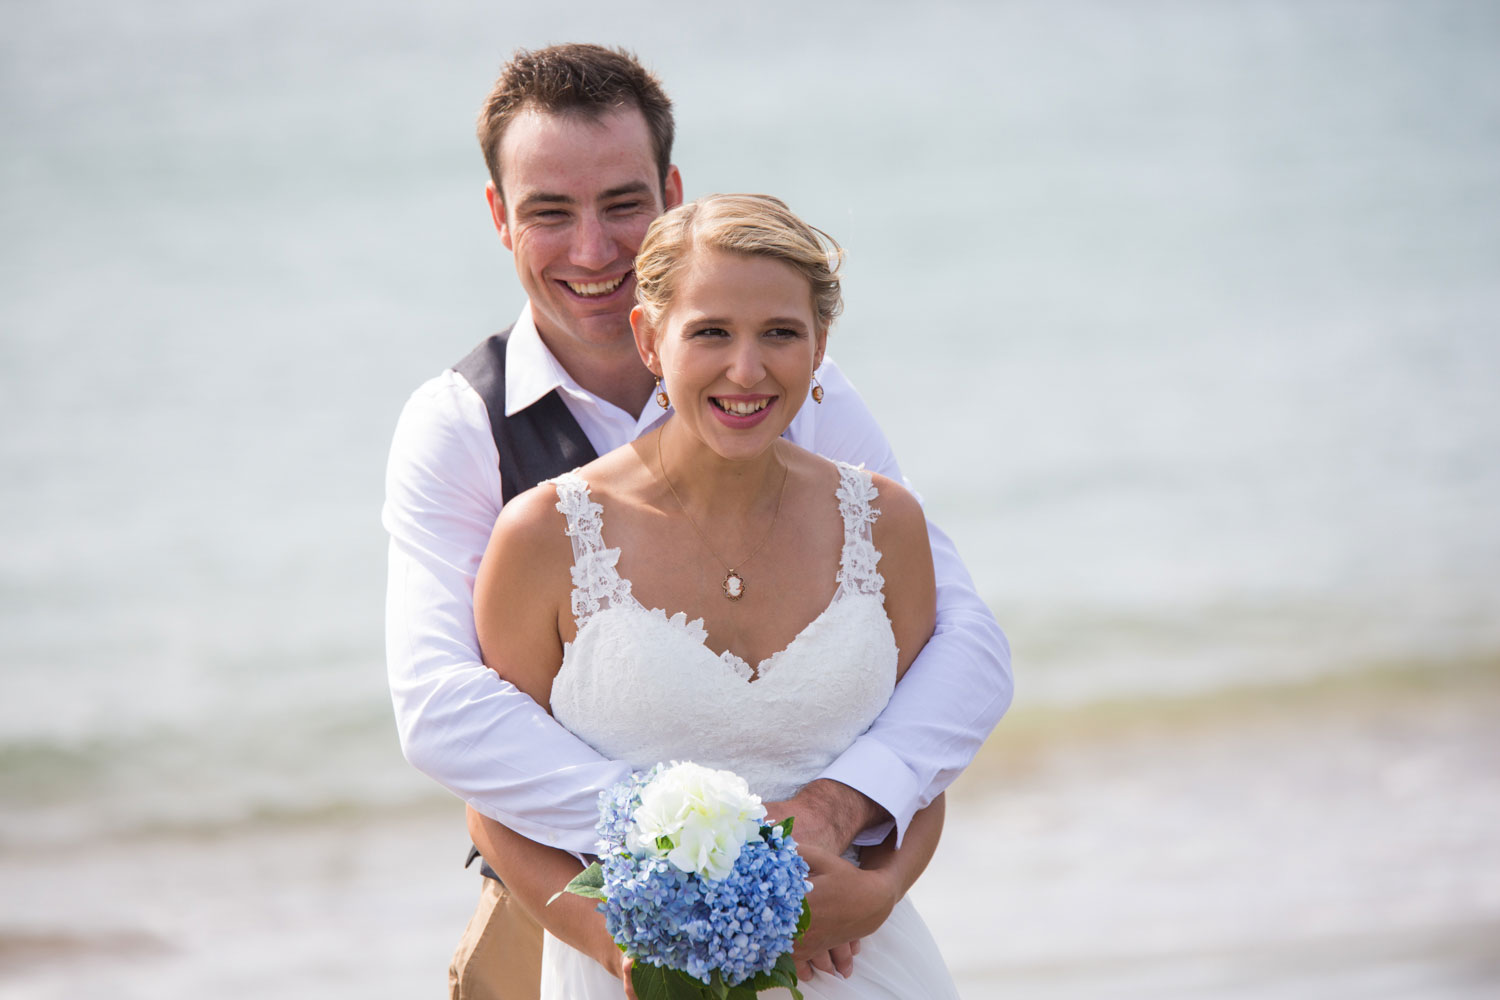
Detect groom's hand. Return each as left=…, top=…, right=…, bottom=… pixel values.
left=765, top=779, right=886, bottom=855
left=792, top=844, right=899, bottom=979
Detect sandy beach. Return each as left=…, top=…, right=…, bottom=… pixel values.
left=4, top=659, right=1495, bottom=998
left=925, top=659, right=1500, bottom=997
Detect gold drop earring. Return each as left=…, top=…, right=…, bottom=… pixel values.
left=810, top=372, right=824, bottom=404
left=655, top=376, right=670, bottom=409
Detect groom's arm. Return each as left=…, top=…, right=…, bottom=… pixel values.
left=784, top=358, right=1014, bottom=848
left=383, top=372, right=630, bottom=853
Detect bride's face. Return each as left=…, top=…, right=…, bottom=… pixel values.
left=636, top=247, right=826, bottom=463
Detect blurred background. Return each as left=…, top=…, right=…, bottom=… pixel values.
left=2, top=0, right=1497, bottom=996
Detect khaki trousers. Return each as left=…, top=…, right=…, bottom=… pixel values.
left=449, top=877, right=544, bottom=1000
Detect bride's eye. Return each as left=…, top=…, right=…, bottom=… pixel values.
left=691, top=327, right=729, bottom=339
left=765, top=327, right=802, bottom=340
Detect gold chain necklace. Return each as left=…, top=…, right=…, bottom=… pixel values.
left=655, top=426, right=789, bottom=601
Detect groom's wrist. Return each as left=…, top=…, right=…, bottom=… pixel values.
left=781, top=779, right=888, bottom=854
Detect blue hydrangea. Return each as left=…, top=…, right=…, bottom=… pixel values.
left=594, top=768, right=811, bottom=987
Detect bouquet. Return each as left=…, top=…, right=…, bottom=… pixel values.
left=557, top=761, right=812, bottom=999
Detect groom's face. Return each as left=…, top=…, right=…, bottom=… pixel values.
left=488, top=107, right=683, bottom=365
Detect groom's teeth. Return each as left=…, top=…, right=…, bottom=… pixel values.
left=715, top=398, right=770, bottom=416
left=565, top=275, right=625, bottom=296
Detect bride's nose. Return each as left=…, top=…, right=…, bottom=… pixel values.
left=725, top=339, right=766, bottom=387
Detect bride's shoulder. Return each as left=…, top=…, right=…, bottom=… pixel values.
left=865, top=472, right=928, bottom=554
left=485, top=479, right=578, bottom=573
left=494, top=446, right=655, bottom=548
left=778, top=446, right=924, bottom=528
left=862, top=469, right=920, bottom=517
left=495, top=477, right=572, bottom=531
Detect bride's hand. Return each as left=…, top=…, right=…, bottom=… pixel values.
left=792, top=845, right=899, bottom=978
left=614, top=953, right=638, bottom=999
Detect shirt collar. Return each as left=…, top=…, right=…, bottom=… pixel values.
left=503, top=303, right=578, bottom=417
left=503, top=302, right=668, bottom=439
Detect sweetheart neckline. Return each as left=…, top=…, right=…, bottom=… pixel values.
left=569, top=591, right=885, bottom=685
left=553, top=464, right=888, bottom=685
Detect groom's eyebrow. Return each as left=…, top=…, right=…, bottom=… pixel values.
left=598, top=182, right=652, bottom=202
left=513, top=182, right=654, bottom=215
left=513, top=191, right=575, bottom=212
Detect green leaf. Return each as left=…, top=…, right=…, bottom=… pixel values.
left=795, top=897, right=812, bottom=938
left=627, top=965, right=714, bottom=1000
left=632, top=963, right=711, bottom=1000
left=547, top=862, right=606, bottom=905
left=774, top=955, right=803, bottom=997
left=630, top=963, right=673, bottom=1000
left=773, top=957, right=805, bottom=1000
left=780, top=816, right=794, bottom=837
left=741, top=954, right=802, bottom=999
left=667, top=969, right=714, bottom=1000
left=708, top=970, right=731, bottom=1000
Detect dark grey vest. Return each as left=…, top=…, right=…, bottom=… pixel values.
left=452, top=327, right=599, bottom=881
left=452, top=327, right=599, bottom=502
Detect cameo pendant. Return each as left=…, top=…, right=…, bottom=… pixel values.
left=722, top=572, right=745, bottom=601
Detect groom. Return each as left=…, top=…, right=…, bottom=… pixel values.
left=383, top=44, right=1012, bottom=998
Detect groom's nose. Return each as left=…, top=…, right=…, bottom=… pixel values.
left=569, top=213, right=617, bottom=270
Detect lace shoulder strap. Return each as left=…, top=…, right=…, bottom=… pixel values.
left=551, top=471, right=633, bottom=629
left=832, top=462, right=885, bottom=599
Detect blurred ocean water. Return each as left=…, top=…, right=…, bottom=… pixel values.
left=2, top=1, right=1498, bottom=996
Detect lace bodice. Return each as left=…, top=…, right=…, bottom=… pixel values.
left=547, top=462, right=898, bottom=803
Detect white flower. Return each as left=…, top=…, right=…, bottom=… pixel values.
left=626, top=762, right=767, bottom=881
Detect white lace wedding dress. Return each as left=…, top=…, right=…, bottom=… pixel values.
left=540, top=462, right=960, bottom=999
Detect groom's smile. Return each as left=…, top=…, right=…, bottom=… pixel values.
left=563, top=274, right=629, bottom=298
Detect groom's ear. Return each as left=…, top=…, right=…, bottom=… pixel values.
left=662, top=165, right=684, bottom=212
left=486, top=181, right=513, bottom=250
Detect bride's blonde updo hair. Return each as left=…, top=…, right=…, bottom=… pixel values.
left=633, top=194, right=844, bottom=331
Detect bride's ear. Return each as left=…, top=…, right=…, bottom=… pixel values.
left=813, top=324, right=829, bottom=372
left=631, top=305, right=660, bottom=374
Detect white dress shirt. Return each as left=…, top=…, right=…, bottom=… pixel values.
left=383, top=305, right=1013, bottom=854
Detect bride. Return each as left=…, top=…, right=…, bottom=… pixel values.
left=466, top=194, right=959, bottom=998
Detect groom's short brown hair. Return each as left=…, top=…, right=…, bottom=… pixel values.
left=477, top=44, right=676, bottom=200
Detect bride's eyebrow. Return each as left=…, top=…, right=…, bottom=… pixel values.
left=679, top=315, right=809, bottom=327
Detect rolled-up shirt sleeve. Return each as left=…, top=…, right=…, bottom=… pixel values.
left=383, top=373, right=629, bottom=854
left=795, top=359, right=1014, bottom=847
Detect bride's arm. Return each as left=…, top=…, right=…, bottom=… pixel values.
left=780, top=471, right=942, bottom=979
left=472, top=484, right=573, bottom=708
left=869, top=472, right=938, bottom=688
left=466, top=807, right=629, bottom=982
left=468, top=485, right=636, bottom=988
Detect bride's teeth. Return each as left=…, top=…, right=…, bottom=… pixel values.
left=566, top=275, right=625, bottom=296
left=716, top=398, right=770, bottom=416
